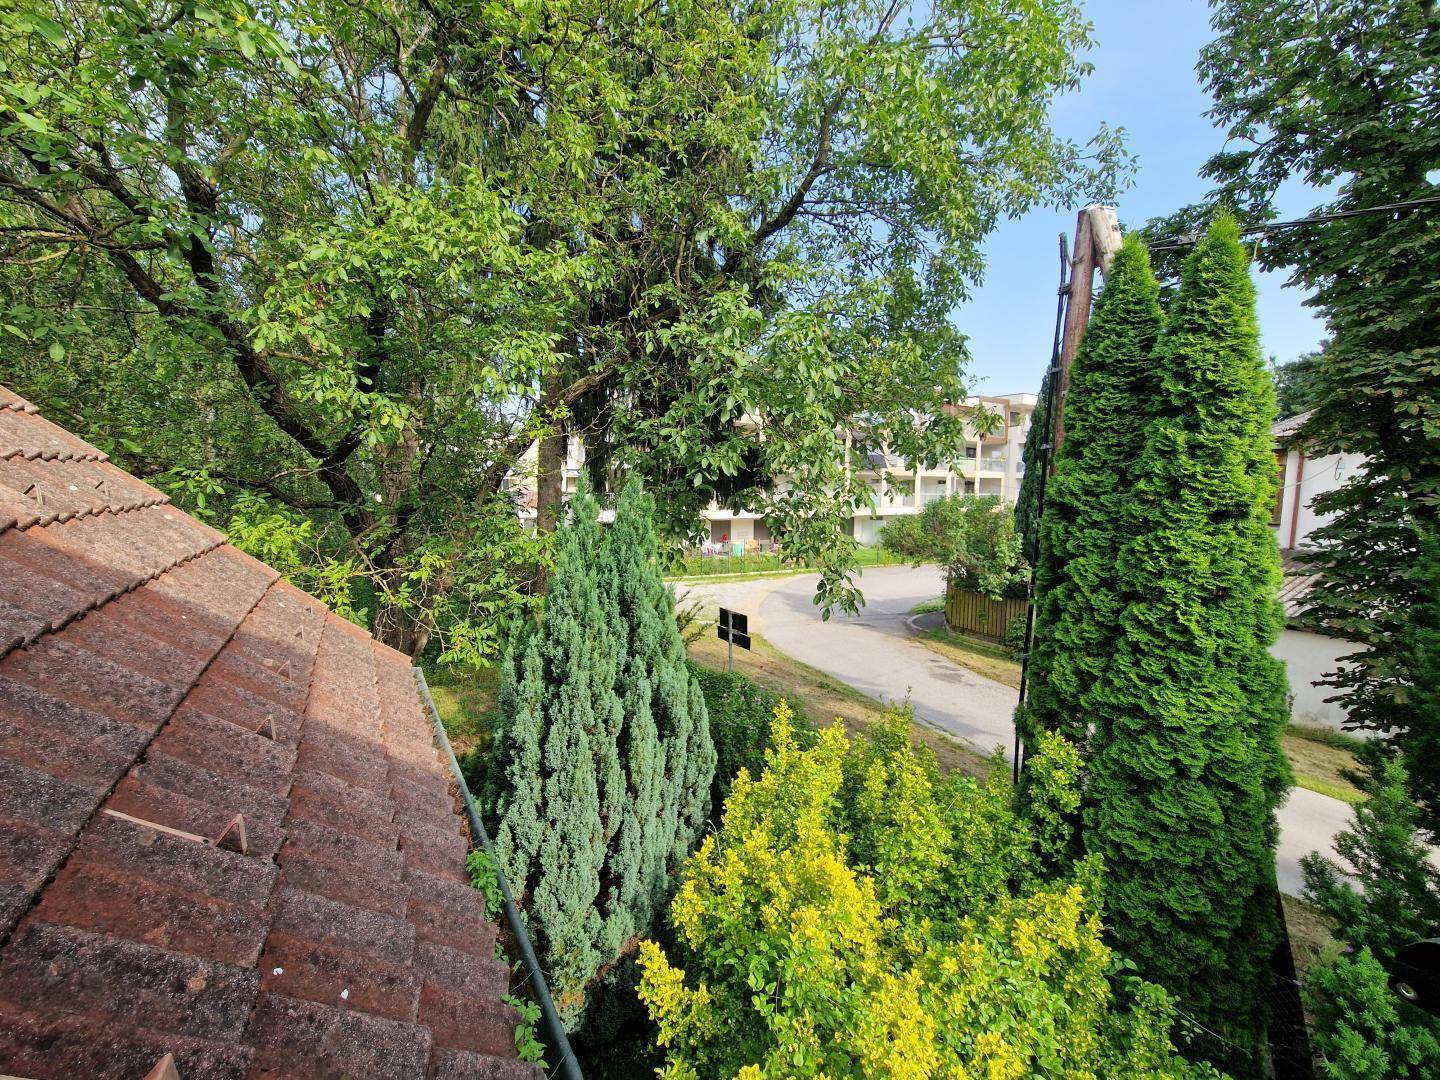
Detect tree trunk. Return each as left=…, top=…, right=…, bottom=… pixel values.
left=371, top=597, right=432, bottom=659
left=537, top=427, right=566, bottom=533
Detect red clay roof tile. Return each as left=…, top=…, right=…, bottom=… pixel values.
left=0, top=387, right=533, bottom=1079
left=0, top=388, right=37, bottom=413
left=244, top=992, right=432, bottom=1079
left=0, top=407, right=106, bottom=463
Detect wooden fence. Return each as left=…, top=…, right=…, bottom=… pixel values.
left=943, top=584, right=1029, bottom=642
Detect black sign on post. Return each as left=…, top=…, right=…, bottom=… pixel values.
left=717, top=608, right=751, bottom=670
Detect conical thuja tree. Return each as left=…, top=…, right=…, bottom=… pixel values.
left=1084, top=215, right=1290, bottom=1063
left=601, top=479, right=715, bottom=946
left=489, top=478, right=623, bottom=1026
left=1021, top=235, right=1165, bottom=756
left=487, top=477, right=715, bottom=1029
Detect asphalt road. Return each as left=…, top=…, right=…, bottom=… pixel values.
left=677, top=563, right=1355, bottom=896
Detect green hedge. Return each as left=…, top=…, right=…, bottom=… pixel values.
left=687, top=660, right=813, bottom=812
left=675, top=546, right=904, bottom=578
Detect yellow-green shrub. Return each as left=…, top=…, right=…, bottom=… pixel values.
left=638, top=704, right=1220, bottom=1078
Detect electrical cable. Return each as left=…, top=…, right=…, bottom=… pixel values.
left=1147, top=193, right=1440, bottom=252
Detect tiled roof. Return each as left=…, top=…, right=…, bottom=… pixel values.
left=1271, top=410, right=1313, bottom=441
left=0, top=386, right=538, bottom=1079
left=1279, top=548, right=1318, bottom=621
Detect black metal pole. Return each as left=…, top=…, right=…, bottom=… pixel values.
left=1013, top=234, right=1071, bottom=784
left=415, top=668, right=584, bottom=1080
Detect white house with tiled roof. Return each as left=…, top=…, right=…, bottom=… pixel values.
left=1269, top=412, right=1367, bottom=731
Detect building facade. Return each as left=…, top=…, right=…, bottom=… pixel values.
left=704, top=392, right=1038, bottom=549
left=1269, top=411, right=1366, bottom=731
left=504, top=392, right=1038, bottom=550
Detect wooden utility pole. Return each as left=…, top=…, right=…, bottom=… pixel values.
left=1050, top=204, right=1123, bottom=465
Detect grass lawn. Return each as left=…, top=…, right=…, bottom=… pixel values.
left=687, top=628, right=994, bottom=780
left=1283, top=724, right=1366, bottom=805
left=1281, top=893, right=1338, bottom=974
left=423, top=662, right=502, bottom=790
left=671, top=546, right=908, bottom=581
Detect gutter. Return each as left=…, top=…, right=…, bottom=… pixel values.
left=414, top=668, right=583, bottom=1080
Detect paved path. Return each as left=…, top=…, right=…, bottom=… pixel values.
left=676, top=564, right=1355, bottom=896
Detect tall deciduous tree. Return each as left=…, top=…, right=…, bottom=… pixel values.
left=1084, top=216, right=1290, bottom=1064
left=1151, top=0, right=1440, bottom=832
left=0, top=0, right=1126, bottom=657
left=487, top=479, right=714, bottom=1029
left=1020, top=235, right=1164, bottom=752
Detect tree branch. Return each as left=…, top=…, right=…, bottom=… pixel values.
left=476, top=363, right=620, bottom=500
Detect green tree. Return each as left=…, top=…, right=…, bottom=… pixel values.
left=1, top=0, right=1127, bottom=656
left=1082, top=217, right=1291, bottom=1064
left=1302, top=948, right=1440, bottom=1080
left=488, top=480, right=715, bottom=1029
left=1271, top=350, right=1325, bottom=420
left=1020, top=234, right=1165, bottom=752
left=1300, top=756, right=1440, bottom=1079
left=881, top=493, right=1027, bottom=598
left=1014, top=365, right=1053, bottom=566
left=490, top=481, right=622, bottom=1026
left=1302, top=757, right=1440, bottom=973
left=1150, top=0, right=1440, bottom=832
left=637, top=705, right=1217, bottom=1078
left=602, top=479, right=715, bottom=945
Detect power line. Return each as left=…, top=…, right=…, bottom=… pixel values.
left=1147, top=193, right=1440, bottom=252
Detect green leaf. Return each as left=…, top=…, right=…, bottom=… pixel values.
left=28, top=16, right=66, bottom=46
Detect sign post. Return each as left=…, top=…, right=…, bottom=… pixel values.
left=716, top=608, right=751, bottom=672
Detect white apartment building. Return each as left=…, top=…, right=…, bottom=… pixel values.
left=503, top=391, right=1038, bottom=547
left=502, top=437, right=613, bottom=526
left=703, top=392, right=1037, bottom=549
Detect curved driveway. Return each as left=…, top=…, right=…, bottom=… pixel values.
left=678, top=564, right=1355, bottom=896
left=755, top=566, right=1017, bottom=756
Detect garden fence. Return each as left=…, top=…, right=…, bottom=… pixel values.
left=944, top=585, right=1029, bottom=641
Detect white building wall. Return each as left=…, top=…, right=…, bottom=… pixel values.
left=1270, top=629, right=1358, bottom=733
left=1275, top=446, right=1364, bottom=549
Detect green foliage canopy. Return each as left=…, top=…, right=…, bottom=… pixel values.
left=0, top=0, right=1127, bottom=656
left=1300, top=758, right=1440, bottom=1079
left=1150, top=0, right=1440, bottom=831
left=881, top=492, right=1027, bottom=598
left=637, top=707, right=1217, bottom=1079
left=1026, top=218, right=1290, bottom=1065
left=1270, top=350, right=1325, bottom=420
left=1020, top=234, right=1164, bottom=751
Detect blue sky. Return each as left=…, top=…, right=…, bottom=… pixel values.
left=956, top=0, right=1328, bottom=396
